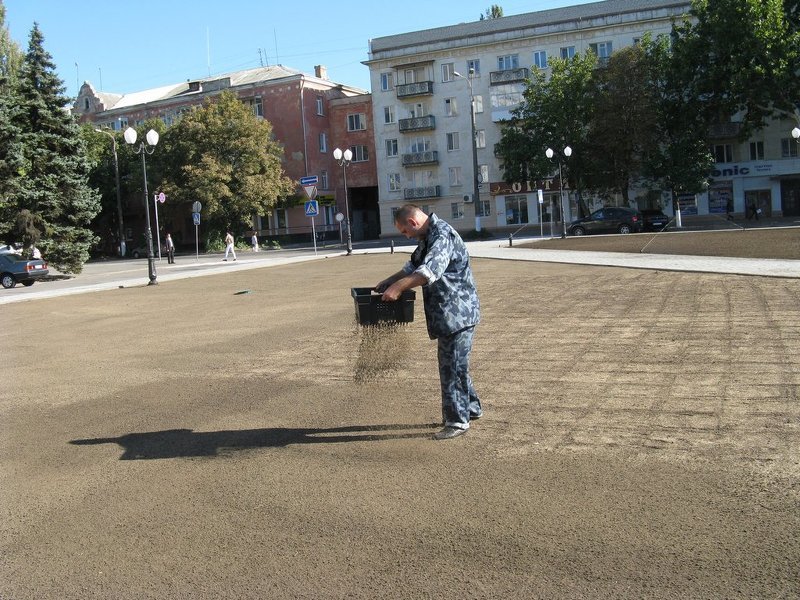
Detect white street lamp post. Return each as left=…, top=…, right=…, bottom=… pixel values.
left=333, top=147, right=353, bottom=255
left=95, top=129, right=125, bottom=256
left=124, top=127, right=160, bottom=284
left=453, top=69, right=482, bottom=231
left=546, top=146, right=572, bottom=238
left=792, top=126, right=800, bottom=142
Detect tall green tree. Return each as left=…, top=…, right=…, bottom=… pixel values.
left=6, top=24, right=100, bottom=272
left=673, top=0, right=800, bottom=135
left=480, top=5, right=504, bottom=20
left=157, top=90, right=294, bottom=239
left=495, top=52, right=597, bottom=213
left=583, top=44, right=658, bottom=204
left=641, top=34, right=714, bottom=206
left=0, top=2, right=23, bottom=89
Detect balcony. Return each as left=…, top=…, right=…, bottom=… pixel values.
left=404, top=185, right=441, bottom=200
left=398, top=114, right=436, bottom=133
left=402, top=150, right=439, bottom=166
left=708, top=122, right=743, bottom=140
left=489, top=67, right=530, bottom=85
left=396, top=80, right=434, bottom=98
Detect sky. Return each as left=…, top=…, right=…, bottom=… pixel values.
left=4, top=0, right=596, bottom=98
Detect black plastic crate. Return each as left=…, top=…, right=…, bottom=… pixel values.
left=351, top=287, right=416, bottom=326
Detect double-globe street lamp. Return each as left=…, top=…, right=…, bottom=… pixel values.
left=124, top=127, right=159, bottom=285
left=333, top=147, right=353, bottom=255
left=453, top=69, right=482, bottom=231
left=95, top=128, right=125, bottom=257
left=546, top=146, right=573, bottom=238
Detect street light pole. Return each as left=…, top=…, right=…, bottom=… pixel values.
left=454, top=69, right=481, bottom=231
left=124, top=127, right=159, bottom=285
left=95, top=128, right=125, bottom=256
left=546, top=146, right=572, bottom=238
left=333, top=147, right=353, bottom=255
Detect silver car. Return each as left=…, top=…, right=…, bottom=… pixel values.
left=0, top=254, right=49, bottom=289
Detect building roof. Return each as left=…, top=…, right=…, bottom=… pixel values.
left=91, top=64, right=366, bottom=113
left=367, top=0, right=690, bottom=58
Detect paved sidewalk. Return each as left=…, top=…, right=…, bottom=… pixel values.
left=459, top=239, right=800, bottom=278
left=3, top=237, right=798, bottom=305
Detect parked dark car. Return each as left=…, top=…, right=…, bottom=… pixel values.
left=568, top=207, right=644, bottom=236
left=0, top=254, right=49, bottom=288
left=641, top=209, right=670, bottom=231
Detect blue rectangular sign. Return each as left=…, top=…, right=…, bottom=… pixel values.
left=300, top=175, right=318, bottom=185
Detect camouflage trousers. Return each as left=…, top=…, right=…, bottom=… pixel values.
left=437, top=326, right=481, bottom=429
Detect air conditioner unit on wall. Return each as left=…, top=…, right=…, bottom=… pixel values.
left=463, top=194, right=474, bottom=203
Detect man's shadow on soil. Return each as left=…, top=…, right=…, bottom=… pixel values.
left=70, top=423, right=440, bottom=460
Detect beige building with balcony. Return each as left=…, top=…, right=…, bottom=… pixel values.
left=364, top=0, right=800, bottom=236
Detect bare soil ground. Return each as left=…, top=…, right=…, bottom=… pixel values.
left=2, top=241, right=799, bottom=598
left=521, top=226, right=800, bottom=259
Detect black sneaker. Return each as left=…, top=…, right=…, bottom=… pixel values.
left=470, top=411, right=483, bottom=420
left=433, top=426, right=467, bottom=440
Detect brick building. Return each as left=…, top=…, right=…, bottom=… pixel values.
left=73, top=64, right=378, bottom=247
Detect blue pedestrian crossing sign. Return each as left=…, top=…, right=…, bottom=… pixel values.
left=192, top=212, right=201, bottom=225
left=304, top=200, right=319, bottom=217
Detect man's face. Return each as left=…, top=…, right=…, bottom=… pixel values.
left=395, top=216, right=421, bottom=239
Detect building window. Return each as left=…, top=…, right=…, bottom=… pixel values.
left=467, top=59, right=480, bottom=77
left=477, top=199, right=491, bottom=217
left=384, top=105, right=395, bottom=124
left=474, top=95, right=484, bottom=113
left=447, top=132, right=460, bottom=151
left=713, top=144, right=733, bottom=163
left=589, top=41, right=613, bottom=61
left=480, top=164, right=489, bottom=184
left=319, top=132, right=327, bottom=153
left=749, top=141, right=764, bottom=161
left=407, top=102, right=425, bottom=118
left=321, top=170, right=329, bottom=189
left=243, top=96, right=263, bottom=117
left=350, top=145, right=369, bottom=162
left=386, top=138, right=398, bottom=157
left=491, top=84, right=524, bottom=109
left=84, top=98, right=90, bottom=111
left=411, top=170, right=433, bottom=188
left=119, top=117, right=129, bottom=129
left=316, top=96, right=324, bottom=115
left=451, top=202, right=463, bottom=219
left=475, top=129, right=486, bottom=148
left=533, top=50, right=548, bottom=69
left=409, top=137, right=431, bottom=153
left=560, top=46, right=576, bottom=59
left=380, top=72, right=394, bottom=91
left=441, top=62, right=455, bottom=82
left=505, top=194, right=529, bottom=225
left=445, top=97, right=457, bottom=116
left=449, top=166, right=462, bottom=186
left=389, top=173, right=402, bottom=192
left=498, top=54, right=519, bottom=70
left=347, top=113, right=366, bottom=131
left=276, top=208, right=288, bottom=229
left=781, top=138, right=799, bottom=158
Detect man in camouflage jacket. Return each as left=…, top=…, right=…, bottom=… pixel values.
left=376, top=204, right=482, bottom=440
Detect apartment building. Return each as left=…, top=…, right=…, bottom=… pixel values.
left=73, top=64, right=376, bottom=246
left=365, top=0, right=800, bottom=235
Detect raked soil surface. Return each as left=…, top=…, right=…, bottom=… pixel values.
left=2, top=251, right=799, bottom=599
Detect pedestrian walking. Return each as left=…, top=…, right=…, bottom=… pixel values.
left=165, top=233, right=175, bottom=264
left=223, top=231, right=237, bottom=261
left=375, top=204, right=482, bottom=440
left=251, top=231, right=259, bottom=252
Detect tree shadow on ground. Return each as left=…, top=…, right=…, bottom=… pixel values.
left=70, top=423, right=440, bottom=460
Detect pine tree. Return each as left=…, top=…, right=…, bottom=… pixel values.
left=11, top=23, right=100, bottom=272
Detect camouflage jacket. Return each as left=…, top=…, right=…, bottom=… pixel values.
left=403, top=213, right=480, bottom=339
